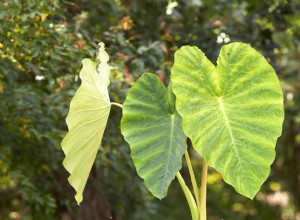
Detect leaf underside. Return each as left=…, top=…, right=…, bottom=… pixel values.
left=171, top=42, right=284, bottom=199
left=121, top=72, right=187, bottom=199
left=61, top=59, right=111, bottom=204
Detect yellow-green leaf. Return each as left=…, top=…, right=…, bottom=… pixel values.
left=171, top=43, right=284, bottom=199
left=61, top=56, right=111, bottom=204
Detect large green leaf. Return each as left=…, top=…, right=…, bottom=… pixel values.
left=121, top=72, right=187, bottom=199
left=61, top=58, right=111, bottom=205
left=171, top=42, right=284, bottom=199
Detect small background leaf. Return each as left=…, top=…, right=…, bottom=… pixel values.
left=121, top=72, right=187, bottom=199
left=171, top=43, right=284, bottom=199
left=61, top=59, right=111, bottom=204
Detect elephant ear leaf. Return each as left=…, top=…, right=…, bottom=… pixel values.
left=121, top=73, right=187, bottom=199
left=171, top=43, right=284, bottom=199
left=61, top=44, right=111, bottom=205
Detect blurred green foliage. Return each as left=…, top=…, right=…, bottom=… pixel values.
left=0, top=0, right=299, bottom=219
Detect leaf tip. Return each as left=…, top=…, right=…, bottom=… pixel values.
left=97, top=42, right=109, bottom=63
left=75, top=193, right=83, bottom=205
left=153, top=193, right=166, bottom=200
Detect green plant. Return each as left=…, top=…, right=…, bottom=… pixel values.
left=61, top=42, right=284, bottom=219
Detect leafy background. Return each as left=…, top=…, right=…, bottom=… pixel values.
left=0, top=0, right=299, bottom=219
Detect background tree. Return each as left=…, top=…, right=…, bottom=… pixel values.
left=0, top=0, right=299, bottom=219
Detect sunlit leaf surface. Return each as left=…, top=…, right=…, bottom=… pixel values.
left=171, top=43, right=284, bottom=199
left=61, top=57, right=111, bottom=205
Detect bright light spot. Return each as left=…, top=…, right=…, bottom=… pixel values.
left=190, top=0, right=202, bottom=7
left=287, top=92, right=293, bottom=101
left=49, top=23, right=54, bottom=28
left=35, top=75, right=45, bottom=81
left=224, top=36, right=230, bottom=43
left=9, top=212, right=20, bottom=219
left=213, top=20, right=222, bottom=26
left=216, top=36, right=223, bottom=44
left=257, top=191, right=289, bottom=207
left=55, top=23, right=67, bottom=32
left=216, top=32, right=231, bottom=44
left=220, top=32, right=226, bottom=38
left=166, top=1, right=178, bottom=15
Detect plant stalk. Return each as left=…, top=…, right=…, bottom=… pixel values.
left=184, top=151, right=201, bottom=214
left=110, top=102, right=123, bottom=108
left=176, top=172, right=199, bottom=220
left=200, top=160, right=208, bottom=220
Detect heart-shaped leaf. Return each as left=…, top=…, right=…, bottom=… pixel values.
left=121, top=72, right=187, bottom=199
left=171, top=42, right=284, bottom=199
left=61, top=57, right=111, bottom=205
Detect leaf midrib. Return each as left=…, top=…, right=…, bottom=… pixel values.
left=217, top=97, right=241, bottom=188
left=217, top=97, right=235, bottom=144
left=160, top=114, right=176, bottom=196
